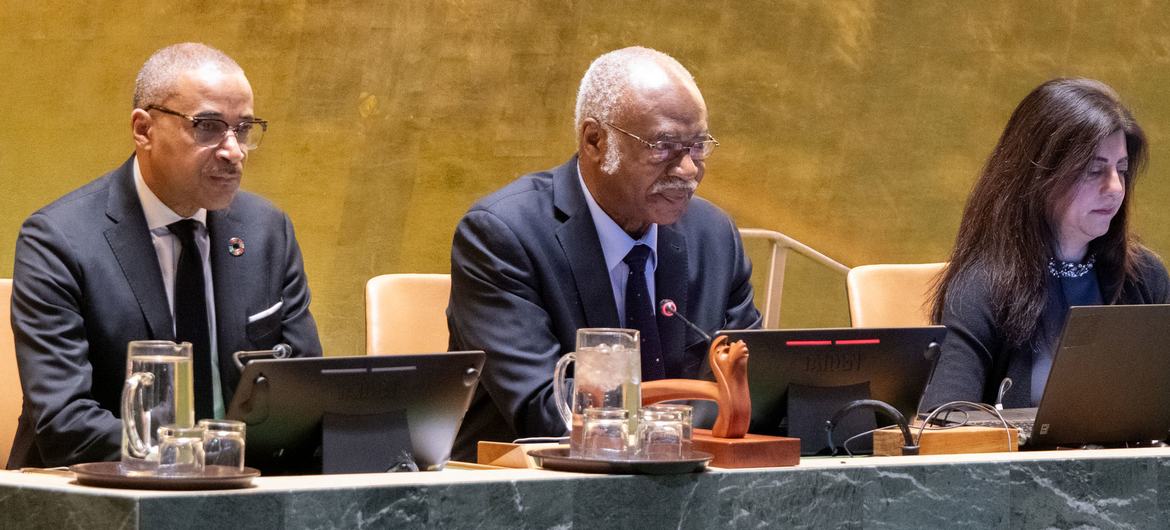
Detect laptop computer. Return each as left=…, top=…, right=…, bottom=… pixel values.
left=717, top=327, right=947, bottom=455
left=227, top=351, right=485, bottom=474
left=935, top=304, right=1170, bottom=448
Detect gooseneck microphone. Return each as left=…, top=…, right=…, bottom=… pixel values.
left=233, top=343, right=293, bottom=370
left=659, top=299, right=713, bottom=343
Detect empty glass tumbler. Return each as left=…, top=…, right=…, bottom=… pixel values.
left=157, top=425, right=206, bottom=476
left=580, top=407, right=631, bottom=459
left=199, top=419, right=246, bottom=471
left=636, top=404, right=694, bottom=460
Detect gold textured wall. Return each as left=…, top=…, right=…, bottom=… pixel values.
left=3, top=2, right=1170, bottom=356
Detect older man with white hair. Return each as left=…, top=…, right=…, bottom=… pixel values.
left=447, top=46, right=761, bottom=459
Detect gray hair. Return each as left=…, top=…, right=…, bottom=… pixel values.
left=573, top=46, right=696, bottom=134
left=133, top=43, right=243, bottom=108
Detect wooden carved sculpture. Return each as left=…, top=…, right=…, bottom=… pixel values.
left=640, top=335, right=751, bottom=438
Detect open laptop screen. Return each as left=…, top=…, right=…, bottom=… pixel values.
left=717, top=327, right=946, bottom=454
left=227, top=351, right=484, bottom=474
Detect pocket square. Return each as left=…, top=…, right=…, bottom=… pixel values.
left=247, top=299, right=284, bottom=324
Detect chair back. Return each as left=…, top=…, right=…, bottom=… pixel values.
left=739, top=228, right=850, bottom=328
left=846, top=263, right=946, bottom=327
left=365, top=273, right=452, bottom=355
left=0, top=279, right=20, bottom=465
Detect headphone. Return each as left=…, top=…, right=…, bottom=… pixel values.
left=825, top=399, right=919, bottom=456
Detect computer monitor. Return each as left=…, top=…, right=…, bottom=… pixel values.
left=717, top=327, right=946, bottom=455
left=226, top=351, right=485, bottom=474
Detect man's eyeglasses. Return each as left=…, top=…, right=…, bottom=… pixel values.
left=144, top=105, right=268, bottom=150
left=603, top=121, right=718, bottom=163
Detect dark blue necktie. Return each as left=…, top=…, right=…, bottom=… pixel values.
left=623, top=245, right=665, bottom=381
left=169, top=219, right=214, bottom=420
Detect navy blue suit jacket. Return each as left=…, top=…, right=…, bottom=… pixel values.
left=447, top=157, right=760, bottom=459
left=8, top=158, right=322, bottom=468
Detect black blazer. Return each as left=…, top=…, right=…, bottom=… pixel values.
left=446, top=156, right=761, bottom=459
left=8, top=157, right=322, bottom=468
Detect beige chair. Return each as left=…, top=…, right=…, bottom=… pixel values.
left=846, top=263, right=946, bottom=327
left=738, top=228, right=850, bottom=329
left=365, top=273, right=452, bottom=355
left=1, top=279, right=20, bottom=465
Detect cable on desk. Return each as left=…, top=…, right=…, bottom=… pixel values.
left=918, top=400, right=1015, bottom=452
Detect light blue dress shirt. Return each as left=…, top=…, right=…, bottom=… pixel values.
left=576, top=166, right=658, bottom=327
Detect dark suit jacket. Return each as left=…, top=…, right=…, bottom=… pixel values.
left=447, top=156, right=761, bottom=460
left=8, top=157, right=322, bottom=468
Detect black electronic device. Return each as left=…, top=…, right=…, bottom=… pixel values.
left=949, top=304, right=1170, bottom=448
left=717, top=327, right=946, bottom=455
left=226, top=351, right=485, bottom=474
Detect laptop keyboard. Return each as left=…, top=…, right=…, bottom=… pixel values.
left=932, top=408, right=1036, bottom=446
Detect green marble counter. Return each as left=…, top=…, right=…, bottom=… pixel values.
left=2, top=447, right=1168, bottom=528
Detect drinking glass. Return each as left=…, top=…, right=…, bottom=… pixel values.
left=636, top=404, right=694, bottom=460
left=581, top=407, right=630, bottom=460
left=199, top=419, right=246, bottom=471
left=157, top=425, right=205, bottom=476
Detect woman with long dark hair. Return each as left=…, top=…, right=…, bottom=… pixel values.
left=922, top=78, right=1169, bottom=409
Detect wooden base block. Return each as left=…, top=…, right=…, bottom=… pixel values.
left=873, top=425, right=1018, bottom=456
left=477, top=441, right=564, bottom=468
left=693, top=428, right=801, bottom=468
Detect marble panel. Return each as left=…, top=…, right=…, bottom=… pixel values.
left=859, top=461, right=1011, bottom=528
left=1160, top=458, right=1170, bottom=520
left=702, top=468, right=866, bottom=528
left=0, top=486, right=136, bottom=529
left=137, top=491, right=285, bottom=529
left=1009, top=458, right=1160, bottom=529
left=427, top=479, right=574, bottom=529
left=5, top=450, right=1170, bottom=528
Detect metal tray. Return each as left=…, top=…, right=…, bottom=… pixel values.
left=528, top=447, right=711, bottom=475
left=70, top=462, right=259, bottom=490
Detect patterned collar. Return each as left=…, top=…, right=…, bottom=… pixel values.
left=1048, top=254, right=1096, bottom=279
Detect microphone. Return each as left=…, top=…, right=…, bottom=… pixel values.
left=233, top=343, right=293, bottom=370
left=273, top=343, right=293, bottom=359
left=658, top=299, right=712, bottom=343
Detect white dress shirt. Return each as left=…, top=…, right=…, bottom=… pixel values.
left=133, top=158, right=224, bottom=418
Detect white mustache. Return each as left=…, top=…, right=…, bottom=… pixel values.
left=208, top=165, right=243, bottom=178
left=650, top=179, right=697, bottom=195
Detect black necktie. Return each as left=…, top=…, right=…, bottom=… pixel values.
left=168, top=219, right=214, bottom=420
left=623, top=245, right=665, bottom=381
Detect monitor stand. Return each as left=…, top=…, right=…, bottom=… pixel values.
left=788, top=381, right=875, bottom=455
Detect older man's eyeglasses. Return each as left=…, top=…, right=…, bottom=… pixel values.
left=603, top=121, right=718, bottom=163
left=144, top=105, right=268, bottom=150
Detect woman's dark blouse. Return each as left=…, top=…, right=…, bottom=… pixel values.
left=921, top=249, right=1170, bottom=410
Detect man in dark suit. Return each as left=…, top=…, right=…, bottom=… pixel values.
left=448, top=47, right=760, bottom=459
left=8, top=43, right=321, bottom=468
